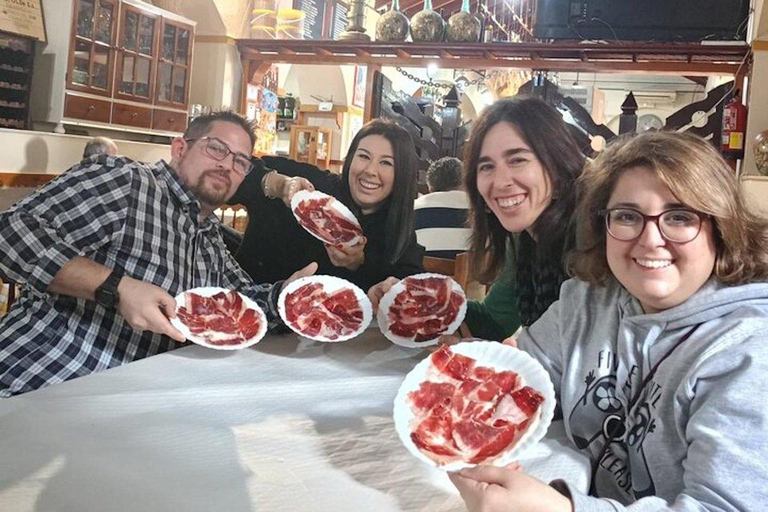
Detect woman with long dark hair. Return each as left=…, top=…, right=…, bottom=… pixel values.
left=370, top=96, right=586, bottom=339
left=463, top=96, right=585, bottom=334
left=229, top=118, right=424, bottom=292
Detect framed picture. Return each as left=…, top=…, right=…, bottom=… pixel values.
left=352, top=65, right=366, bottom=108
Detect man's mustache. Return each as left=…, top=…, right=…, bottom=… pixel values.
left=200, top=169, right=232, bottom=188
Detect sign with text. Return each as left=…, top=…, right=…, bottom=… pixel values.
left=295, top=0, right=325, bottom=40
left=331, top=1, right=348, bottom=40
left=0, top=0, right=46, bottom=42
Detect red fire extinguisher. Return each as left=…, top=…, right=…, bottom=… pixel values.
left=722, top=91, right=747, bottom=159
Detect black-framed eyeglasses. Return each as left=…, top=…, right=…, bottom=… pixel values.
left=184, top=137, right=253, bottom=176
left=599, top=207, right=707, bottom=243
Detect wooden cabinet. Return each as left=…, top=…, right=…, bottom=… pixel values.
left=152, top=107, right=186, bottom=133
left=155, top=18, right=193, bottom=110
left=289, top=125, right=333, bottom=169
left=67, top=0, right=118, bottom=97
left=64, top=92, right=111, bottom=123
left=111, top=101, right=152, bottom=128
left=31, top=0, right=195, bottom=135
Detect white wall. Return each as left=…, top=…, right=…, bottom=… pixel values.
left=189, top=42, right=243, bottom=111
left=744, top=49, right=768, bottom=175
left=0, top=129, right=170, bottom=174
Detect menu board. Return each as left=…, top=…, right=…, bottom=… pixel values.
left=294, top=0, right=325, bottom=40
left=331, top=1, right=348, bottom=40
left=0, top=0, right=46, bottom=42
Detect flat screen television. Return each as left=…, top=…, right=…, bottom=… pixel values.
left=534, top=0, right=750, bottom=42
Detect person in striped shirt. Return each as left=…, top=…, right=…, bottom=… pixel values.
left=413, top=156, right=471, bottom=259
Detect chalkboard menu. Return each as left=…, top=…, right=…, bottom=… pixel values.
left=295, top=0, right=325, bottom=40
left=331, top=1, right=348, bottom=40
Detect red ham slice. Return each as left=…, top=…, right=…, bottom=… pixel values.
left=283, top=282, right=364, bottom=340
left=294, top=195, right=363, bottom=245
left=176, top=290, right=264, bottom=346
left=386, top=276, right=465, bottom=342
left=405, top=345, right=545, bottom=466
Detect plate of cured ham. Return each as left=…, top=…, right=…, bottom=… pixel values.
left=394, top=342, right=555, bottom=471
left=377, top=273, right=467, bottom=348
left=171, top=287, right=268, bottom=350
left=290, top=190, right=364, bottom=247
left=278, top=275, right=373, bottom=342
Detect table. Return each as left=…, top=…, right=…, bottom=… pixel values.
left=0, top=329, right=590, bottom=512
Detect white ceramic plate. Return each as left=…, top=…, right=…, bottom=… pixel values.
left=377, top=273, right=467, bottom=348
left=290, top=190, right=363, bottom=246
left=171, top=287, right=268, bottom=350
left=393, top=341, right=556, bottom=471
left=278, top=275, right=372, bottom=342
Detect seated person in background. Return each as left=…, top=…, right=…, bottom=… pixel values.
left=82, top=136, right=119, bottom=159
left=450, top=131, right=768, bottom=511
left=413, top=156, right=471, bottom=259
left=229, top=118, right=424, bottom=293
left=0, top=111, right=313, bottom=397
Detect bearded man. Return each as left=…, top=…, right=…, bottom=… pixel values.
left=0, top=111, right=314, bottom=396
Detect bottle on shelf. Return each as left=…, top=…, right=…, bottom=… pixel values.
left=483, top=13, right=493, bottom=42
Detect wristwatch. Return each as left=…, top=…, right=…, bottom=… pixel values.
left=95, top=269, right=123, bottom=309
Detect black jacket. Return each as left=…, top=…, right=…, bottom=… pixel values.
left=228, top=156, right=424, bottom=292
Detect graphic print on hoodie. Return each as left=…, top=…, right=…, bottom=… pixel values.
left=519, top=277, right=768, bottom=507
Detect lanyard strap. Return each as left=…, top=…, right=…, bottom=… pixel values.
left=588, top=323, right=701, bottom=495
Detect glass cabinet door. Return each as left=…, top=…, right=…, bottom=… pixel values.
left=155, top=18, right=193, bottom=109
left=68, top=0, right=117, bottom=96
left=115, top=3, right=158, bottom=103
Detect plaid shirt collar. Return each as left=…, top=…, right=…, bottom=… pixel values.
left=157, top=160, right=220, bottom=229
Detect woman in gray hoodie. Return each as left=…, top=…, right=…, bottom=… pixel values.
left=450, top=131, right=768, bottom=511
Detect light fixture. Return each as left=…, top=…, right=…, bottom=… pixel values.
left=426, top=62, right=439, bottom=80
left=572, top=72, right=585, bottom=89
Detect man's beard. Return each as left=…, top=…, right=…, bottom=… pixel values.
left=189, top=170, right=232, bottom=210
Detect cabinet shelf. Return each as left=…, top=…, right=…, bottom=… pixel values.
left=31, top=0, right=195, bottom=134
left=0, top=33, right=33, bottom=129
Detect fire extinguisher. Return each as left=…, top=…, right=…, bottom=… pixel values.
left=722, top=90, right=747, bottom=159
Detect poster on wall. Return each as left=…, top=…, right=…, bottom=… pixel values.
left=352, top=65, right=366, bottom=108
left=0, top=0, right=46, bottom=42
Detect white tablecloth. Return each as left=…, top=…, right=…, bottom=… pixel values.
left=0, top=329, right=590, bottom=512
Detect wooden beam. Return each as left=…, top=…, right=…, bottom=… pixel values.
left=364, top=63, right=381, bottom=123
left=0, top=172, right=58, bottom=188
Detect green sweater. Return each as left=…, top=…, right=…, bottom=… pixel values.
left=464, top=248, right=520, bottom=341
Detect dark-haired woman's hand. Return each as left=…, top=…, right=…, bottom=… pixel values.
left=325, top=237, right=366, bottom=271
left=279, top=176, right=314, bottom=207
left=367, top=276, right=399, bottom=310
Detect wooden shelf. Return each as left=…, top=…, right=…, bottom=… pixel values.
left=236, top=40, right=749, bottom=75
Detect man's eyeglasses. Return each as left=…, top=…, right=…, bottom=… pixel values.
left=185, top=137, right=253, bottom=176
left=600, top=208, right=707, bottom=243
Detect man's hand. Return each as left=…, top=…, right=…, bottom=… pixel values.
left=281, top=262, right=319, bottom=291
left=279, top=176, right=314, bottom=207
left=116, top=276, right=186, bottom=342
left=325, top=237, right=366, bottom=271
left=449, top=464, right=573, bottom=512
left=367, top=276, right=399, bottom=310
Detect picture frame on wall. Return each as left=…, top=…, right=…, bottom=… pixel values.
left=353, top=65, right=366, bottom=108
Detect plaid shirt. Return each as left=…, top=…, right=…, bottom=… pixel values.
left=0, top=156, right=280, bottom=397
